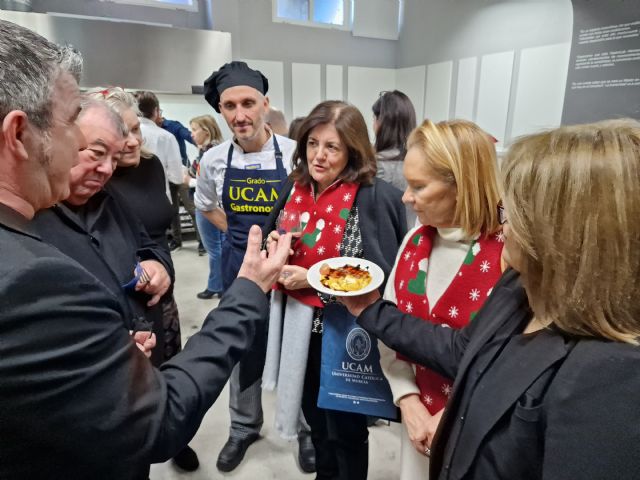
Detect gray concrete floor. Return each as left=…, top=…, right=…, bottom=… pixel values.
left=150, top=241, right=402, bottom=479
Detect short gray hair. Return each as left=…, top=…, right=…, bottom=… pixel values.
left=78, top=97, right=128, bottom=138
left=0, top=20, right=83, bottom=130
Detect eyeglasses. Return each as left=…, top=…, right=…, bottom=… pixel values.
left=498, top=204, right=507, bottom=225
left=378, top=90, right=390, bottom=98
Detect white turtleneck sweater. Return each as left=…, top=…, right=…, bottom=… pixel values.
left=379, top=225, right=475, bottom=405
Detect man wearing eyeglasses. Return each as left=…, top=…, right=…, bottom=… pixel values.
left=0, top=20, right=291, bottom=480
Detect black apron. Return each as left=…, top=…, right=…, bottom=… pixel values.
left=221, top=136, right=288, bottom=290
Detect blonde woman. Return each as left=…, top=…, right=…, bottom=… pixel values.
left=87, top=87, right=200, bottom=472
left=188, top=114, right=223, bottom=180
left=349, top=119, right=503, bottom=479
left=344, top=119, right=640, bottom=479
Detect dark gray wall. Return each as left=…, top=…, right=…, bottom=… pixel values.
left=0, top=9, right=230, bottom=92
left=30, top=0, right=398, bottom=68
left=398, top=0, right=573, bottom=68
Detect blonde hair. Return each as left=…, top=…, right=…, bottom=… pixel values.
left=190, top=114, right=223, bottom=146
left=407, top=119, right=501, bottom=236
left=85, top=86, right=153, bottom=159
left=502, top=118, right=640, bottom=343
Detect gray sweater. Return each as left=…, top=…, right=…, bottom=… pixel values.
left=376, top=148, right=417, bottom=226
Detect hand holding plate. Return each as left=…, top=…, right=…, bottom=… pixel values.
left=339, top=290, right=382, bottom=317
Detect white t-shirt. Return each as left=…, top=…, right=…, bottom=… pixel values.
left=139, top=117, right=184, bottom=198
left=195, top=133, right=296, bottom=212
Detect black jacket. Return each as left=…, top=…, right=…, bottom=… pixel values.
left=0, top=203, right=269, bottom=479
left=358, top=269, right=640, bottom=480
left=32, top=189, right=174, bottom=365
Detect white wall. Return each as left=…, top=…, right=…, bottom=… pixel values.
left=395, top=0, right=574, bottom=147
left=475, top=51, right=514, bottom=150
left=348, top=66, right=396, bottom=138
left=292, top=63, right=322, bottom=118
left=157, top=36, right=572, bottom=149
left=511, top=43, right=572, bottom=139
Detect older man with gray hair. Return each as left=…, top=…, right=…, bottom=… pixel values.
left=31, top=98, right=172, bottom=364
left=0, top=19, right=291, bottom=480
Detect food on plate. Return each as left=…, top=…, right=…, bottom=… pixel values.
left=319, top=263, right=372, bottom=292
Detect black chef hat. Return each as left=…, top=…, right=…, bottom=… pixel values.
left=203, top=61, right=269, bottom=113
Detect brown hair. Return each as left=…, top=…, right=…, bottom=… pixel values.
left=407, top=119, right=501, bottom=236
left=372, top=90, right=417, bottom=156
left=265, top=107, right=288, bottom=136
left=288, top=116, right=305, bottom=142
left=291, top=101, right=376, bottom=186
left=190, top=114, right=223, bottom=145
left=135, top=90, right=159, bottom=119
left=502, top=118, right=640, bottom=343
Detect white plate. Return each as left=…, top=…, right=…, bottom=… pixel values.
left=307, top=257, right=384, bottom=297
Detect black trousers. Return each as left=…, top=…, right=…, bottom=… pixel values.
left=301, top=331, right=369, bottom=480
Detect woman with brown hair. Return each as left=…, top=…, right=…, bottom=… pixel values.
left=263, top=100, right=407, bottom=479
left=188, top=114, right=225, bottom=299
left=344, top=118, right=640, bottom=479
left=372, top=91, right=417, bottom=226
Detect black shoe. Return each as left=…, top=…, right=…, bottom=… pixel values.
left=197, top=289, right=220, bottom=300
left=216, top=434, right=260, bottom=472
left=297, top=432, right=316, bottom=473
left=172, top=445, right=199, bottom=472
left=169, top=240, right=182, bottom=252
left=198, top=243, right=206, bottom=256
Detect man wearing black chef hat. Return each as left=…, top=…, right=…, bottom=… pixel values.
left=195, top=61, right=315, bottom=474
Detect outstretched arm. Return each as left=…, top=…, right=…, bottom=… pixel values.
left=0, top=226, right=292, bottom=471
left=357, top=298, right=471, bottom=380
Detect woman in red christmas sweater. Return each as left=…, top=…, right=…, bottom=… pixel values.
left=262, top=101, right=407, bottom=480
left=375, top=119, right=503, bottom=479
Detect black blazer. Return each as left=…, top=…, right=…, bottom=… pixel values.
left=358, top=269, right=640, bottom=479
left=0, top=204, right=270, bottom=479
left=32, top=189, right=174, bottom=365
left=32, top=189, right=174, bottom=321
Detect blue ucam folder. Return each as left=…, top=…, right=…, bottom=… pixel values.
left=318, top=303, right=399, bottom=421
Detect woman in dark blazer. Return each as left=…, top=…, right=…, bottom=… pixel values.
left=343, top=118, right=640, bottom=479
